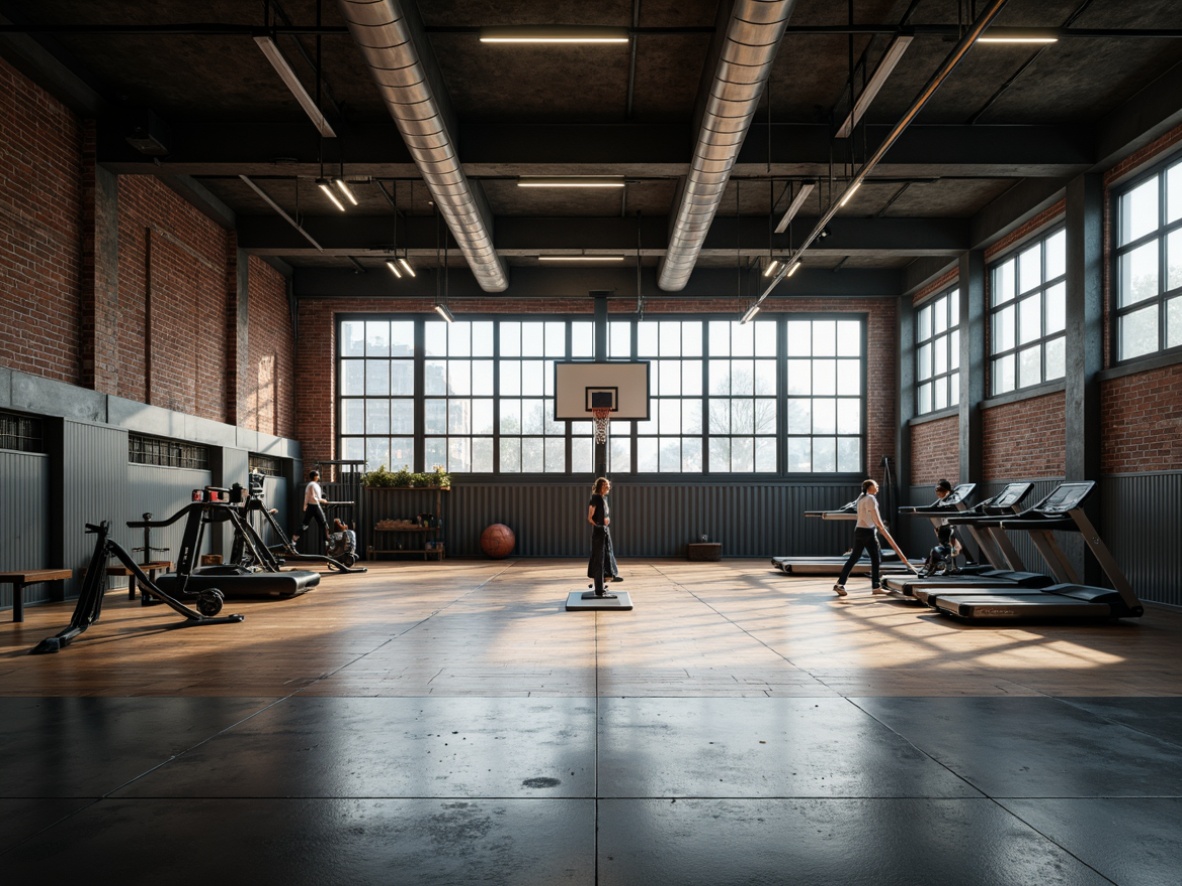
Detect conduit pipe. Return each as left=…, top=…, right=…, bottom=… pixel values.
left=337, top=0, right=508, bottom=291
left=657, top=0, right=796, bottom=291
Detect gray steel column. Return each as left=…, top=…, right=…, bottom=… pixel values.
left=897, top=294, right=916, bottom=548
left=1065, top=173, right=1104, bottom=582
left=593, top=292, right=609, bottom=477
left=958, top=250, right=986, bottom=486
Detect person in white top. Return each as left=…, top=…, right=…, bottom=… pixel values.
left=832, top=478, right=912, bottom=597
left=293, top=469, right=330, bottom=548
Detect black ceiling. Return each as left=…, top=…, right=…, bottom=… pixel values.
left=2, top=0, right=1181, bottom=300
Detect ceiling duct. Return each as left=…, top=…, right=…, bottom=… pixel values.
left=337, top=0, right=508, bottom=292
left=657, top=0, right=795, bottom=292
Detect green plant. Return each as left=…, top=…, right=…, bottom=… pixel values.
left=361, top=464, right=416, bottom=488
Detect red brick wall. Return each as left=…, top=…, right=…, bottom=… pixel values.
left=982, top=391, right=1065, bottom=480
left=0, top=56, right=82, bottom=383
left=245, top=257, right=295, bottom=438
left=910, top=416, right=960, bottom=484
left=295, top=295, right=899, bottom=476
left=117, top=177, right=231, bottom=420
left=1101, top=365, right=1182, bottom=473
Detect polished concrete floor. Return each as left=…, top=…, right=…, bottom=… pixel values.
left=1, top=559, right=1180, bottom=885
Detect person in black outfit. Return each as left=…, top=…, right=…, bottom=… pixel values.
left=587, top=476, right=622, bottom=595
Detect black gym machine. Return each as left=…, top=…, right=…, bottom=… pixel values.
left=30, top=521, right=243, bottom=654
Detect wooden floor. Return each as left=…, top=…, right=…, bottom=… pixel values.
left=2, top=558, right=1178, bottom=698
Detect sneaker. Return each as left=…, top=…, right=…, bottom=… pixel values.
left=872, top=585, right=886, bottom=595
left=611, top=575, right=624, bottom=583
left=832, top=584, right=847, bottom=597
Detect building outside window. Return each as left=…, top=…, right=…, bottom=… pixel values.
left=989, top=227, right=1067, bottom=395
left=915, top=287, right=960, bottom=414
left=337, top=314, right=865, bottom=476
left=1114, top=154, right=1182, bottom=361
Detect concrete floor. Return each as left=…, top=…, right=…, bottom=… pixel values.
left=1, top=558, right=1180, bottom=885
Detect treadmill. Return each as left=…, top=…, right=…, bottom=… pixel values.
left=883, top=482, right=1049, bottom=601
left=771, top=498, right=922, bottom=576
left=930, top=480, right=1144, bottom=622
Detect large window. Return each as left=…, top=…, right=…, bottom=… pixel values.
left=337, top=314, right=866, bottom=476
left=989, top=227, right=1067, bottom=395
left=915, top=287, right=960, bottom=414
left=785, top=319, right=863, bottom=473
left=1114, top=154, right=1182, bottom=361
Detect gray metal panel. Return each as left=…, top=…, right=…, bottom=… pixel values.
left=364, top=482, right=862, bottom=560
left=125, top=465, right=215, bottom=580
left=59, top=421, right=130, bottom=599
left=1102, top=473, right=1182, bottom=607
left=0, top=450, right=50, bottom=612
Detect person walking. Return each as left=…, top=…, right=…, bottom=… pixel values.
left=832, top=478, right=912, bottom=597
left=293, top=469, right=331, bottom=549
left=586, top=476, right=622, bottom=596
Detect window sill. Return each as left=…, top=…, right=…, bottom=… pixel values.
left=1100, top=347, right=1182, bottom=382
left=981, top=379, right=1066, bottom=409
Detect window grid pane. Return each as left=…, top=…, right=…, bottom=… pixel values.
left=914, top=287, right=959, bottom=415
left=787, top=318, right=863, bottom=473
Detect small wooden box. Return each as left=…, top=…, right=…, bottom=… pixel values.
left=687, top=542, right=722, bottom=561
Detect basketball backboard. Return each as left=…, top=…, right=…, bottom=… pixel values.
left=554, top=361, right=650, bottom=421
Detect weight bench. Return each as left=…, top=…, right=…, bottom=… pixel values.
left=0, top=569, right=72, bottom=622
left=106, top=561, right=173, bottom=602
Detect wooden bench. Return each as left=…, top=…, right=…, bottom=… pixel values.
left=686, top=542, right=722, bottom=561
left=0, top=569, right=72, bottom=623
left=105, top=561, right=173, bottom=602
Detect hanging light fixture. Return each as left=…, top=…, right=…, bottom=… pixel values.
left=333, top=176, right=359, bottom=206
left=317, top=178, right=346, bottom=211
left=740, top=303, right=760, bottom=324
left=385, top=259, right=402, bottom=278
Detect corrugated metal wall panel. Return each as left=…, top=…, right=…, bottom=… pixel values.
left=126, top=465, right=215, bottom=577
left=360, top=482, right=864, bottom=560
left=59, top=421, right=130, bottom=599
left=0, top=450, right=50, bottom=612
left=1102, top=473, right=1182, bottom=607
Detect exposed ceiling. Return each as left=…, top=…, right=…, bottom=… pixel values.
left=2, top=0, right=1181, bottom=301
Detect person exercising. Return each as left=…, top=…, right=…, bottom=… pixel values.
left=832, top=478, right=912, bottom=597
left=293, top=469, right=330, bottom=548
left=587, top=476, right=622, bottom=595
left=921, top=478, right=971, bottom=574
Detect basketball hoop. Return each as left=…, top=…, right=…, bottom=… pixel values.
left=592, top=407, right=612, bottom=444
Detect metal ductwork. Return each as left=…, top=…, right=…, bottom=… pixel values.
left=658, top=0, right=795, bottom=291
left=337, top=0, right=508, bottom=292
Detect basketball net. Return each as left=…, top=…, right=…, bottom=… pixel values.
left=592, top=407, right=612, bottom=445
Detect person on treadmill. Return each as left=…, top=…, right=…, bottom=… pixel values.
left=832, top=478, right=912, bottom=597
left=921, top=478, right=973, bottom=574
left=587, top=476, right=622, bottom=595
left=293, top=469, right=331, bottom=549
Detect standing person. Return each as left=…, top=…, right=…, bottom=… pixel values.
left=586, top=477, right=622, bottom=596
left=832, top=478, right=912, bottom=597
left=293, top=469, right=331, bottom=549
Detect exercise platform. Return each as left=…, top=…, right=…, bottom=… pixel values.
left=566, top=590, right=633, bottom=611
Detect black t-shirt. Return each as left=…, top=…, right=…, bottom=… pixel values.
left=589, top=493, right=608, bottom=526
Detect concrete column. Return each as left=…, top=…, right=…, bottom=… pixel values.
left=958, top=250, right=986, bottom=486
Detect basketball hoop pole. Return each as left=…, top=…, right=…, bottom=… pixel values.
left=592, top=407, right=611, bottom=477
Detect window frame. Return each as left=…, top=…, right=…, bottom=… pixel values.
left=987, top=225, right=1068, bottom=396
left=1111, top=152, right=1182, bottom=363
left=914, top=286, right=960, bottom=416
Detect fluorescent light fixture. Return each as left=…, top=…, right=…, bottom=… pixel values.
left=836, top=36, right=913, bottom=139
left=740, top=303, right=761, bottom=324
left=517, top=177, right=626, bottom=189
left=763, top=259, right=781, bottom=278
left=254, top=35, right=336, bottom=138
left=481, top=27, right=629, bottom=44
left=786, top=261, right=801, bottom=277
left=538, top=255, right=626, bottom=262
left=774, top=183, right=815, bottom=234
left=434, top=304, right=455, bottom=323
left=334, top=178, right=359, bottom=206
left=317, top=179, right=346, bottom=212
left=839, top=180, right=862, bottom=207
left=385, top=260, right=403, bottom=278
left=398, top=257, right=416, bottom=277
left=977, top=30, right=1058, bottom=44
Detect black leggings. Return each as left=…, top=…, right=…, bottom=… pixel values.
left=837, top=527, right=881, bottom=587
left=301, top=503, right=328, bottom=538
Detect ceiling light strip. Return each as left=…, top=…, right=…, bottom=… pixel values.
left=480, top=27, right=629, bottom=44
left=774, top=182, right=816, bottom=234
left=253, top=35, right=336, bottom=138
left=239, top=175, right=324, bottom=251
left=835, top=35, right=914, bottom=139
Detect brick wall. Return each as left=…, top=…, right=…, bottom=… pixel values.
left=982, top=391, right=1065, bottom=480
left=295, top=295, right=899, bottom=476
left=245, top=257, right=295, bottom=438
left=117, top=176, right=231, bottom=419
left=1101, top=365, right=1182, bottom=473
left=910, top=416, right=960, bottom=485
left=0, top=56, right=82, bottom=383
